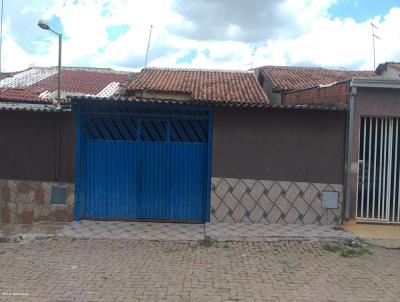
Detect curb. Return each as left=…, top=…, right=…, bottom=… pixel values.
left=0, top=235, right=23, bottom=243
left=0, top=233, right=55, bottom=243
left=205, top=235, right=360, bottom=244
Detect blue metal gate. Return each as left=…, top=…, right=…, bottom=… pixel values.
left=75, top=102, right=211, bottom=222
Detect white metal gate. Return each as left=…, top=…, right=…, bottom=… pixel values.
left=357, top=117, right=400, bottom=223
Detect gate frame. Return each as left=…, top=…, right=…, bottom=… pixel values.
left=73, top=99, right=213, bottom=222
left=356, top=115, right=400, bottom=224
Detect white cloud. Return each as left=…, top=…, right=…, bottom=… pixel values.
left=1, top=0, right=400, bottom=72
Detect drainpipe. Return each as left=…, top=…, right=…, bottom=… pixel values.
left=344, top=85, right=357, bottom=219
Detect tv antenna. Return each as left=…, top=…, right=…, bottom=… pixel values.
left=371, top=22, right=381, bottom=70
left=144, top=24, right=153, bottom=68
left=244, top=48, right=256, bottom=69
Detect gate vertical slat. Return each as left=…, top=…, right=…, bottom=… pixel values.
left=398, top=118, right=400, bottom=222
left=394, top=119, right=399, bottom=222
left=367, top=118, right=372, bottom=217
left=386, top=119, right=393, bottom=221
left=372, top=118, right=378, bottom=218
left=380, top=119, right=387, bottom=219
left=378, top=119, right=383, bottom=219
left=361, top=118, right=367, bottom=218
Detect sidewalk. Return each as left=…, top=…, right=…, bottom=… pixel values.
left=346, top=222, right=400, bottom=248
left=1, top=220, right=358, bottom=243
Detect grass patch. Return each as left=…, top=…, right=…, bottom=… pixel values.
left=193, top=240, right=232, bottom=250
left=322, top=243, right=372, bottom=257
left=322, top=243, right=343, bottom=253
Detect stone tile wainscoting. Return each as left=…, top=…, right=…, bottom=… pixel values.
left=0, top=179, right=74, bottom=223
left=211, top=177, right=343, bottom=225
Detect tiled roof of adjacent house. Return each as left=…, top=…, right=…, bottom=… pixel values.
left=259, top=65, right=376, bottom=92
left=127, top=67, right=269, bottom=105
left=0, top=88, right=41, bottom=102
left=376, top=62, right=400, bottom=74
left=0, top=66, right=132, bottom=104
left=0, top=73, right=13, bottom=81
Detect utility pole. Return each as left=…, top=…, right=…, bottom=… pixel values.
left=0, top=0, right=4, bottom=72
left=371, top=22, right=380, bottom=70
left=144, top=25, right=153, bottom=68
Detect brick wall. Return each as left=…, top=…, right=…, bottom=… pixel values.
left=282, top=81, right=349, bottom=106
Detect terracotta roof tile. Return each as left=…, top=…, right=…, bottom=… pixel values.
left=33, top=69, right=130, bottom=95
left=0, top=88, right=41, bottom=102
left=0, top=67, right=131, bottom=103
left=259, top=65, right=376, bottom=92
left=0, top=73, right=12, bottom=81
left=128, top=68, right=269, bottom=105
left=376, top=62, right=400, bottom=74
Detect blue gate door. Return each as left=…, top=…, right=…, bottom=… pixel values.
left=167, top=119, right=208, bottom=221
left=83, top=140, right=137, bottom=219
left=78, top=105, right=210, bottom=222
left=138, top=119, right=168, bottom=219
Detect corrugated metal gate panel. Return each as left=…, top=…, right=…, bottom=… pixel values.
left=168, top=143, right=207, bottom=221
left=139, top=142, right=168, bottom=219
left=84, top=140, right=137, bottom=219
left=77, top=103, right=210, bottom=222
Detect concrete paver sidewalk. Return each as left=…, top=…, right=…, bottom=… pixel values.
left=346, top=223, right=400, bottom=248
left=1, top=238, right=399, bottom=301
left=1, top=220, right=358, bottom=242
left=57, top=220, right=205, bottom=241
left=205, top=223, right=355, bottom=241
left=0, top=222, right=67, bottom=243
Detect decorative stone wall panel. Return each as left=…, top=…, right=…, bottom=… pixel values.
left=0, top=179, right=74, bottom=224
left=211, top=177, right=343, bottom=225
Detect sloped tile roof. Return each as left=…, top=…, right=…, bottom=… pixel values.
left=259, top=65, right=376, bottom=92
left=0, top=88, right=41, bottom=102
left=0, top=67, right=132, bottom=104
left=0, top=73, right=12, bottom=81
left=376, top=62, right=400, bottom=74
left=127, top=67, right=269, bottom=105
left=33, top=69, right=130, bottom=96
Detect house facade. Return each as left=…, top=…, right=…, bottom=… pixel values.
left=0, top=67, right=131, bottom=223
left=1, top=67, right=347, bottom=225
left=283, top=62, right=400, bottom=225
left=255, top=65, right=375, bottom=105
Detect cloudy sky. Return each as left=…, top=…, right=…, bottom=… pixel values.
left=0, top=0, right=399, bottom=72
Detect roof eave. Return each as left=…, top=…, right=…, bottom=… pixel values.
left=350, top=77, right=400, bottom=89
left=71, top=95, right=343, bottom=111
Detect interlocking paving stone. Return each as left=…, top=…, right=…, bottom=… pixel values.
left=205, top=223, right=356, bottom=241
left=57, top=221, right=205, bottom=241
left=0, top=238, right=399, bottom=301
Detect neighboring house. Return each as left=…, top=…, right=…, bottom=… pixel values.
left=255, top=65, right=375, bottom=105
left=283, top=62, right=400, bottom=225
left=376, top=62, right=400, bottom=79
left=0, top=66, right=132, bottom=103
left=0, top=66, right=132, bottom=223
left=0, top=66, right=347, bottom=226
